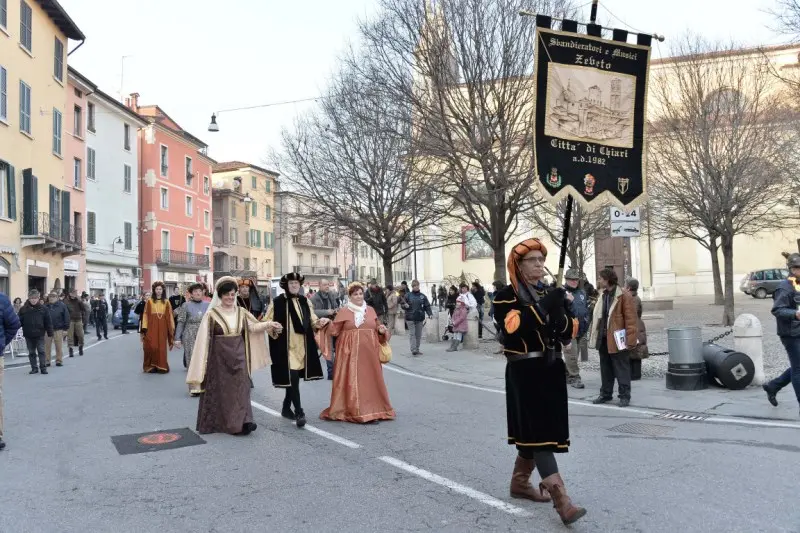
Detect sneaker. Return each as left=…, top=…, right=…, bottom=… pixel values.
left=763, top=384, right=778, bottom=407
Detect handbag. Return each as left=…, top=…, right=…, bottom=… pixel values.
left=379, top=342, right=392, bottom=364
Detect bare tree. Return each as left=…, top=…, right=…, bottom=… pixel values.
left=767, top=0, right=800, bottom=37
left=355, top=0, right=574, bottom=283
left=272, top=54, right=450, bottom=288
left=648, top=35, right=800, bottom=325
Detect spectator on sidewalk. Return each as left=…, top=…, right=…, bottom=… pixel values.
left=18, top=290, right=54, bottom=375
left=91, top=293, right=109, bottom=341
left=0, top=292, right=22, bottom=451
left=45, top=292, right=70, bottom=367
left=459, top=283, right=478, bottom=310
left=624, top=278, right=649, bottom=381
left=311, top=279, right=339, bottom=380
left=65, top=289, right=85, bottom=357
left=445, top=285, right=458, bottom=318
left=762, top=254, right=800, bottom=417
left=111, top=294, right=119, bottom=317
left=365, top=279, right=388, bottom=324
left=563, top=269, right=589, bottom=389
left=446, top=296, right=469, bottom=352
left=81, top=293, right=91, bottom=334
left=488, top=280, right=504, bottom=321
left=386, top=285, right=399, bottom=335
left=437, top=285, right=447, bottom=311
left=589, top=269, right=638, bottom=407
left=13, top=298, right=22, bottom=314
left=120, top=296, right=133, bottom=334
left=431, top=284, right=438, bottom=308
left=471, top=281, right=486, bottom=339
left=402, top=280, right=433, bottom=356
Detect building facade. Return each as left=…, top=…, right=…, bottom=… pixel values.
left=130, top=95, right=214, bottom=293
left=211, top=161, right=277, bottom=289
left=0, top=0, right=84, bottom=298
left=211, top=184, right=254, bottom=281
left=84, top=86, right=147, bottom=302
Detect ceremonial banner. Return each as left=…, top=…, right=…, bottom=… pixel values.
left=533, top=27, right=651, bottom=209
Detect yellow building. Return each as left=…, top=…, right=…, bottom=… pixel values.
left=212, top=161, right=278, bottom=290
left=0, top=0, right=84, bottom=297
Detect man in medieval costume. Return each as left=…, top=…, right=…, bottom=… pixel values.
left=263, top=272, right=330, bottom=428
left=237, top=278, right=265, bottom=320
left=175, top=283, right=211, bottom=393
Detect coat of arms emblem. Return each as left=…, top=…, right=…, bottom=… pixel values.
left=584, top=174, right=596, bottom=196
left=547, top=167, right=562, bottom=188
left=618, top=177, right=630, bottom=195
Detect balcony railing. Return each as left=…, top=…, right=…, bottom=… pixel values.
left=292, top=265, right=340, bottom=276
left=291, top=234, right=339, bottom=248
left=20, top=211, right=82, bottom=251
left=155, top=249, right=210, bottom=268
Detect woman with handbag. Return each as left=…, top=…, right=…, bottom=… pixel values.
left=319, top=282, right=395, bottom=424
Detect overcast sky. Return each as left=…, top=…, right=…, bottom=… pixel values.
left=62, top=0, right=786, bottom=170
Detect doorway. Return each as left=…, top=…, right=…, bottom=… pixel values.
left=28, top=276, right=46, bottom=295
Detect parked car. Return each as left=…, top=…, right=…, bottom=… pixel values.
left=740, top=268, right=790, bottom=299
left=112, top=308, right=140, bottom=330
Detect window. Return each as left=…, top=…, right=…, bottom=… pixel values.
left=244, top=258, right=250, bottom=270
left=87, top=148, right=96, bottom=181
left=311, top=254, right=318, bottom=266
left=19, top=1, right=32, bottom=52
left=52, top=109, right=62, bottom=155
left=161, top=230, right=170, bottom=250
left=245, top=230, right=250, bottom=246
left=0, top=66, right=6, bottom=122
left=187, top=235, right=194, bottom=254
left=123, top=164, right=131, bottom=193
left=185, top=195, right=193, bottom=216
left=0, top=0, right=6, bottom=29
left=251, top=175, right=257, bottom=189
left=253, top=230, right=261, bottom=247
left=203, top=210, right=209, bottom=229
left=265, top=205, right=271, bottom=220
left=297, top=253, right=304, bottom=266
left=87, top=102, right=95, bottom=132
left=203, top=175, right=209, bottom=195
left=160, top=187, right=168, bottom=209
left=245, top=203, right=250, bottom=222
left=73, top=158, right=81, bottom=188
left=204, top=246, right=210, bottom=258
left=73, top=105, right=82, bottom=137
left=19, top=81, right=30, bottom=134
left=87, top=211, right=96, bottom=244
left=266, top=179, right=271, bottom=193
left=264, top=231, right=273, bottom=249
left=124, top=222, right=132, bottom=250
left=324, top=255, right=330, bottom=267
left=230, top=228, right=238, bottom=244
left=230, top=200, right=237, bottom=220
left=251, top=201, right=257, bottom=217
left=185, top=156, right=193, bottom=185
left=231, top=256, right=238, bottom=269
left=160, top=145, right=168, bottom=176
left=53, top=37, right=64, bottom=82
left=0, top=163, right=10, bottom=220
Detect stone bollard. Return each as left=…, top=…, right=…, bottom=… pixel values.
left=393, top=313, right=407, bottom=336
left=425, top=312, right=441, bottom=343
left=462, top=308, right=480, bottom=350
left=733, top=313, right=765, bottom=386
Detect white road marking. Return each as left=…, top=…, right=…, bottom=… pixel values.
left=378, top=456, right=531, bottom=518
left=250, top=400, right=362, bottom=449
left=383, top=364, right=800, bottom=430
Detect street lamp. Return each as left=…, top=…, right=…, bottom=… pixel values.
left=207, top=97, right=321, bottom=133
left=243, top=193, right=253, bottom=204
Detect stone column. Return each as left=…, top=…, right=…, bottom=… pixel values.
left=462, top=308, right=480, bottom=350
left=733, top=313, right=765, bottom=386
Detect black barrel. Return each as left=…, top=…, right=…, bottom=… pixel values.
left=702, top=343, right=755, bottom=390
left=666, top=363, right=708, bottom=391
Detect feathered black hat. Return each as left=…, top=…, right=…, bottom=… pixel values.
left=279, top=272, right=304, bottom=290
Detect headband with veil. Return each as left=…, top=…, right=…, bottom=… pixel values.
left=209, top=276, right=240, bottom=310
left=507, top=238, right=548, bottom=305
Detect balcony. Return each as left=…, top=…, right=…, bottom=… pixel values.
left=292, top=265, right=340, bottom=276
left=291, top=234, right=339, bottom=248
left=155, top=249, right=210, bottom=269
left=20, top=212, right=82, bottom=255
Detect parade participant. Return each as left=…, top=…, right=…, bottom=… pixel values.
left=140, top=282, right=175, bottom=374
left=263, top=272, right=330, bottom=428
left=187, top=277, right=271, bottom=435
left=18, top=290, right=54, bottom=375
left=493, top=238, right=585, bottom=525
left=319, top=282, right=395, bottom=424
left=237, top=278, right=265, bottom=320
left=45, top=292, right=69, bottom=367
left=65, top=289, right=85, bottom=357
left=175, top=283, right=211, bottom=387
left=169, top=287, right=186, bottom=327
left=0, top=292, right=21, bottom=451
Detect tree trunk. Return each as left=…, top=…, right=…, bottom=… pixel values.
left=493, top=246, right=507, bottom=284
left=721, top=236, right=735, bottom=326
left=382, top=254, right=394, bottom=288
left=709, top=237, right=724, bottom=306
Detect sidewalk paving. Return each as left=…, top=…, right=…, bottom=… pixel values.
left=387, top=334, right=800, bottom=423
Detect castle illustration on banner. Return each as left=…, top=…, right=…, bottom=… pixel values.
left=544, top=63, right=636, bottom=149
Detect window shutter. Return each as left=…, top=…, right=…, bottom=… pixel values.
left=61, top=189, right=70, bottom=243
left=246, top=230, right=250, bottom=246
left=7, top=164, right=15, bottom=220
left=87, top=212, right=96, bottom=244
left=48, top=185, right=57, bottom=239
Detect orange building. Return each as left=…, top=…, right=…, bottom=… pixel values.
left=127, top=94, right=214, bottom=292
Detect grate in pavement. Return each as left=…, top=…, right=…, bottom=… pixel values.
left=608, top=422, right=675, bottom=437
left=111, top=427, right=206, bottom=455
left=656, top=411, right=709, bottom=422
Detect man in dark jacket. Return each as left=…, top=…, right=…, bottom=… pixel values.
left=45, top=292, right=70, bottom=367
left=65, top=289, right=85, bottom=357
left=763, top=254, right=800, bottom=417
left=1, top=292, right=21, bottom=451
left=311, top=279, right=339, bottom=380
left=366, top=279, right=388, bottom=324
left=92, top=293, right=109, bottom=341
left=471, top=281, right=487, bottom=339
left=110, top=294, right=119, bottom=316
left=18, top=290, right=54, bottom=374
left=401, top=280, right=433, bottom=356
left=120, top=296, right=133, bottom=334
left=563, top=269, right=589, bottom=389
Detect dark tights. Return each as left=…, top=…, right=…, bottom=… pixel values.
left=517, top=446, right=559, bottom=479
left=283, top=370, right=303, bottom=413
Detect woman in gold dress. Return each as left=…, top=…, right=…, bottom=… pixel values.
left=141, top=281, right=175, bottom=373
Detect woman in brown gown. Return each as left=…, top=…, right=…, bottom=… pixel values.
left=187, top=277, right=271, bottom=435
left=141, top=282, right=175, bottom=373
left=320, top=282, right=395, bottom=424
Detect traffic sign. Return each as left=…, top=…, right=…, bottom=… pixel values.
left=611, top=221, right=641, bottom=238
left=609, top=207, right=641, bottom=222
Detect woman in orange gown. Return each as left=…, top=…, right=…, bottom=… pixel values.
left=141, top=281, right=175, bottom=373
left=320, top=282, right=395, bottom=424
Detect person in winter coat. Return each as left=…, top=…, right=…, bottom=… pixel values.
left=445, top=286, right=458, bottom=318
left=91, top=294, right=109, bottom=341
left=45, top=292, right=70, bottom=367
left=437, top=285, right=447, bottom=311
left=1, top=292, right=22, bottom=451
left=365, top=280, right=388, bottom=324
left=311, top=279, right=339, bottom=380
left=18, top=290, right=54, bottom=374
left=563, top=269, right=590, bottom=389
left=64, top=289, right=85, bottom=357
left=401, top=280, right=433, bottom=356
left=624, top=278, right=649, bottom=381
left=471, top=281, right=486, bottom=339
left=385, top=285, right=399, bottom=334
left=13, top=298, right=22, bottom=314
left=81, top=293, right=91, bottom=334
left=446, top=296, right=469, bottom=352
left=120, top=296, right=133, bottom=334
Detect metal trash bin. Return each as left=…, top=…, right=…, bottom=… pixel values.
left=702, top=343, right=754, bottom=390
left=665, top=327, right=708, bottom=391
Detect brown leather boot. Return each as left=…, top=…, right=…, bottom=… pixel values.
left=540, top=473, right=587, bottom=525
left=510, top=455, right=551, bottom=502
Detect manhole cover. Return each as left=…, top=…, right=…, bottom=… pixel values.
left=656, top=411, right=708, bottom=422
left=111, top=427, right=205, bottom=455
left=609, top=422, right=674, bottom=436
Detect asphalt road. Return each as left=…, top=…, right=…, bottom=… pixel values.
left=2, top=333, right=799, bottom=533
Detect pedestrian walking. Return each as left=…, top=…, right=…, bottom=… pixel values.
left=471, top=281, right=486, bottom=339
left=120, top=296, right=132, bottom=334
left=386, top=284, right=399, bottom=336
left=45, top=292, right=69, bottom=367
left=762, top=254, right=800, bottom=417
left=311, top=279, right=339, bottom=380
left=624, top=278, right=649, bottom=380
left=81, top=293, right=91, bottom=334
left=91, top=293, right=109, bottom=341
left=140, top=282, right=175, bottom=374
left=319, top=282, right=395, bottom=424
left=437, top=285, right=447, bottom=312
left=365, top=279, right=388, bottom=324
left=18, top=290, right=54, bottom=375
left=0, top=292, right=21, bottom=451
left=492, top=238, right=585, bottom=525
left=401, top=280, right=433, bottom=356
left=187, top=277, right=271, bottom=435
left=64, top=289, right=85, bottom=357
left=175, top=283, right=210, bottom=388
left=589, top=268, right=638, bottom=407
left=264, top=272, right=330, bottom=428
left=563, top=269, right=590, bottom=389
left=446, top=296, right=469, bottom=352
left=13, top=298, right=22, bottom=314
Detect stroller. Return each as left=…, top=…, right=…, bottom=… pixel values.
left=441, top=314, right=454, bottom=341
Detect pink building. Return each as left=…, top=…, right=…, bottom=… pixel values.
left=128, top=94, right=214, bottom=292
